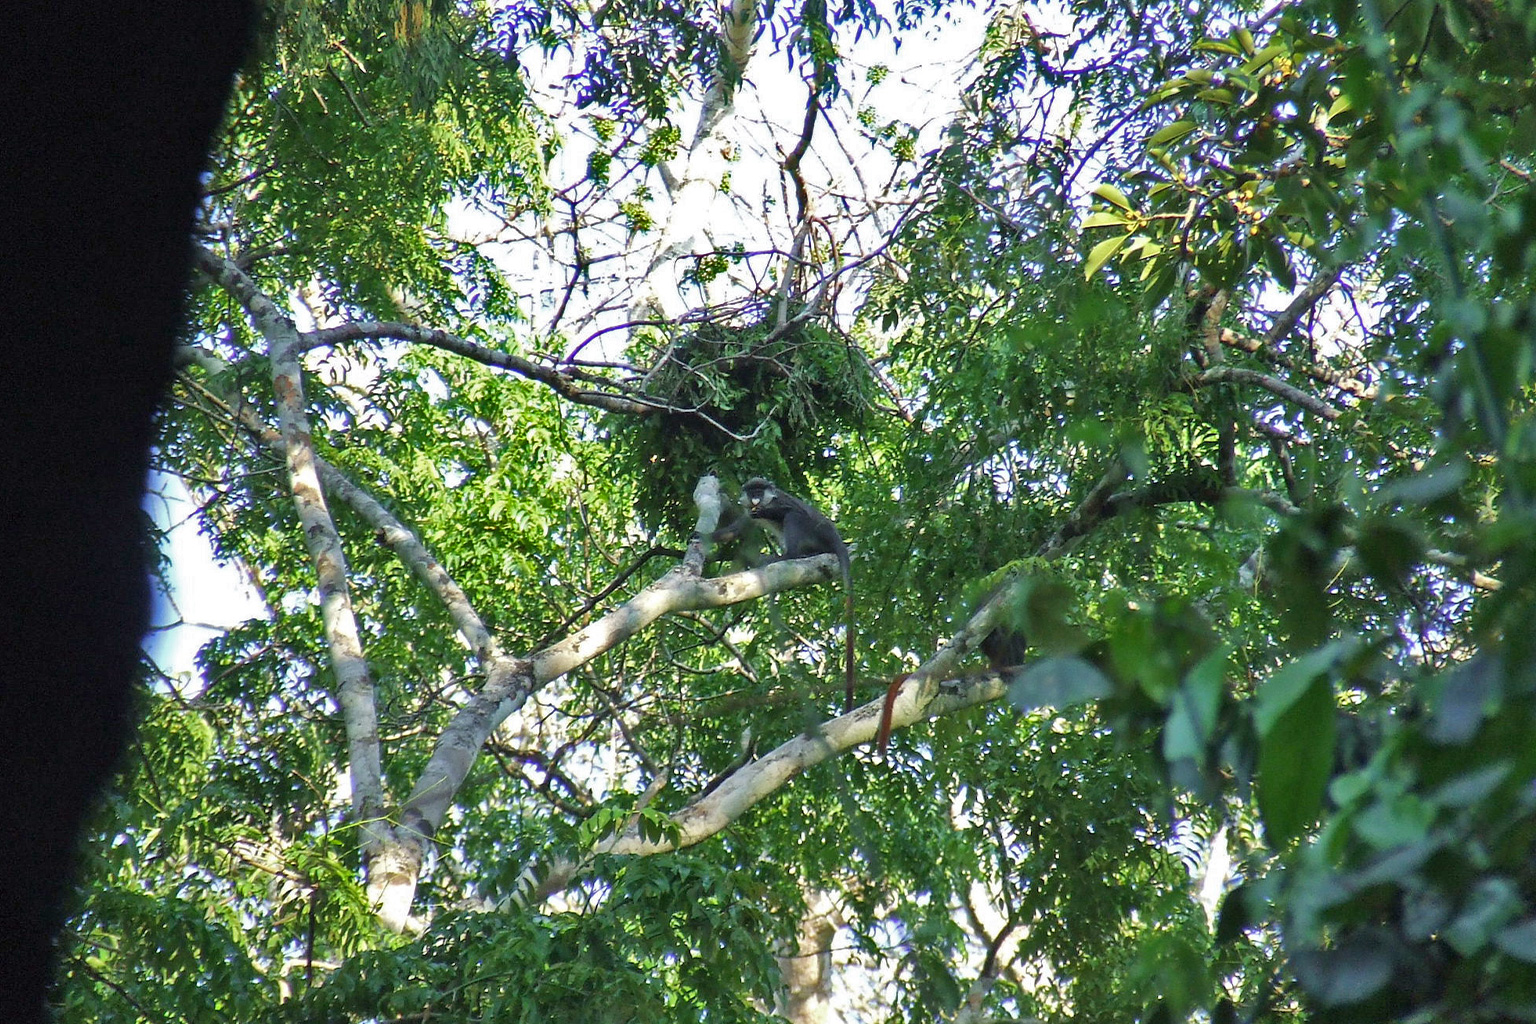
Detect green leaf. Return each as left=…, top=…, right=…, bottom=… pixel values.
left=1445, top=877, right=1521, bottom=955
left=1428, top=657, right=1501, bottom=745
left=1254, top=640, right=1352, bottom=736
left=1163, top=646, right=1227, bottom=763
left=1380, top=458, right=1470, bottom=506
left=1243, top=42, right=1290, bottom=71
left=1351, top=794, right=1434, bottom=849
left=1084, top=234, right=1131, bottom=279
left=1256, top=677, right=1335, bottom=845
left=1147, top=120, right=1198, bottom=148
left=1008, top=657, right=1113, bottom=712
left=1091, top=183, right=1134, bottom=211
left=1292, top=939, right=1394, bottom=1006
left=1495, top=918, right=1536, bottom=962
left=1082, top=210, right=1130, bottom=230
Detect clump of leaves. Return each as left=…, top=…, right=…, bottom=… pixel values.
left=613, top=312, right=870, bottom=526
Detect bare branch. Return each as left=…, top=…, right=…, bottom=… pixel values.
left=543, top=545, right=681, bottom=644
left=299, top=321, right=658, bottom=415
left=1264, top=264, right=1342, bottom=351
left=782, top=86, right=820, bottom=227
left=530, top=459, right=1502, bottom=899
left=1207, top=267, right=1375, bottom=400
left=1192, top=365, right=1344, bottom=421
left=530, top=557, right=842, bottom=685
left=1218, top=327, right=1377, bottom=400
left=1422, top=549, right=1501, bottom=591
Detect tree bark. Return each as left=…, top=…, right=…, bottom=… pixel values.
left=776, top=890, right=839, bottom=1024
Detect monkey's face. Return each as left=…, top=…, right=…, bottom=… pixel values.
left=740, top=478, right=776, bottom=516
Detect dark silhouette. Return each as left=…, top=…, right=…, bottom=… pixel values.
left=1, top=4, right=253, bottom=1019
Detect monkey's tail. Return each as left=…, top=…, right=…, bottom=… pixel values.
left=876, top=673, right=911, bottom=754
left=843, top=585, right=855, bottom=713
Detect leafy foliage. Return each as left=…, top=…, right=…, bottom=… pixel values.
left=615, top=315, right=872, bottom=524
left=58, top=0, right=1536, bottom=1020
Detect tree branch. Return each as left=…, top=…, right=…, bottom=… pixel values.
left=179, top=350, right=502, bottom=668
left=1037, top=458, right=1132, bottom=558
left=1192, top=365, right=1343, bottom=421
left=399, top=477, right=842, bottom=891
left=1217, top=326, right=1377, bottom=400
left=191, top=246, right=390, bottom=861
left=299, top=321, right=657, bottom=415
left=1265, top=264, right=1342, bottom=351
left=1214, top=266, right=1376, bottom=399
left=522, top=669, right=1013, bottom=902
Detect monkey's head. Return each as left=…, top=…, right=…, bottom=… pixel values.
left=740, top=477, right=777, bottom=516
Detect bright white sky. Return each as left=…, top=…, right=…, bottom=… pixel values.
left=144, top=472, right=266, bottom=679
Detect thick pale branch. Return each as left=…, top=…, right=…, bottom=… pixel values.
left=1036, top=458, right=1131, bottom=559
left=271, top=344, right=389, bottom=857
left=524, top=463, right=1142, bottom=894
left=543, top=458, right=1483, bottom=899
left=517, top=671, right=1011, bottom=894
left=531, top=557, right=841, bottom=684
left=180, top=350, right=500, bottom=665
left=630, top=0, right=758, bottom=320
left=861, top=460, right=1139, bottom=749
left=529, top=465, right=1339, bottom=903
left=401, top=481, right=839, bottom=879
left=193, top=246, right=389, bottom=856
left=318, top=463, right=500, bottom=662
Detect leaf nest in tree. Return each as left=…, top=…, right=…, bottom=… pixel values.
left=612, top=314, right=870, bottom=526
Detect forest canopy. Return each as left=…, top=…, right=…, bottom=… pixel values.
left=60, top=0, right=1536, bottom=1021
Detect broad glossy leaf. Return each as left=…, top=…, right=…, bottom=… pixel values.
left=1091, top=183, right=1134, bottom=211
left=1147, top=120, right=1198, bottom=148
left=1084, top=234, right=1131, bottom=279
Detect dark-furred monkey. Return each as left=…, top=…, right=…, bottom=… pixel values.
left=734, top=477, right=856, bottom=713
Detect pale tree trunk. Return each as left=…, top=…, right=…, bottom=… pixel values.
left=192, top=248, right=389, bottom=866
left=776, top=889, right=839, bottom=1024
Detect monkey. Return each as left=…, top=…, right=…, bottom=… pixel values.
left=734, top=477, right=857, bottom=713
left=980, top=619, right=1029, bottom=671
left=875, top=587, right=1028, bottom=754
